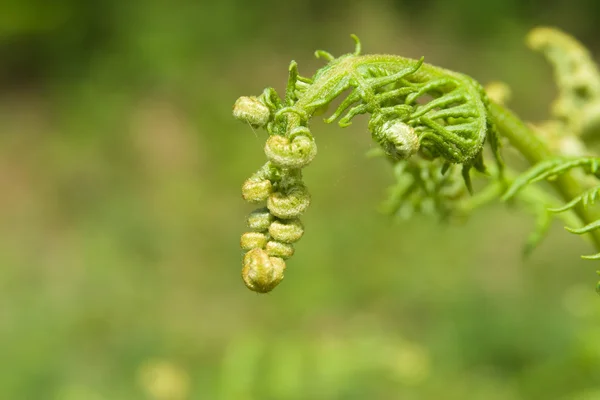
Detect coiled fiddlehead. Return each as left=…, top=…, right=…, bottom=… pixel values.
left=233, top=35, right=503, bottom=293
left=527, top=27, right=600, bottom=140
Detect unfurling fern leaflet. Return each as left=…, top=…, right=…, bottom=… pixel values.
left=233, top=35, right=503, bottom=293
left=548, top=185, right=600, bottom=213
left=504, top=157, right=600, bottom=261
left=503, top=157, right=600, bottom=200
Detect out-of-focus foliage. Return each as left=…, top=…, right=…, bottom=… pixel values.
left=1, top=0, right=600, bottom=399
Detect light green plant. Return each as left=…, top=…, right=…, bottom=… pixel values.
left=233, top=27, right=600, bottom=295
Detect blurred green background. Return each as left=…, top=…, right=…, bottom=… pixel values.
left=1, top=0, right=600, bottom=399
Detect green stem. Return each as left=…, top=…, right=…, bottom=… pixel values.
left=489, top=101, right=600, bottom=251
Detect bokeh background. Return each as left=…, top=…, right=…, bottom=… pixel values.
left=1, top=0, right=600, bottom=399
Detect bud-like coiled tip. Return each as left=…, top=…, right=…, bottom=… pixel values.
left=372, top=120, right=420, bottom=160
left=242, top=179, right=273, bottom=203
left=242, top=248, right=286, bottom=293
left=268, top=219, right=304, bottom=243
left=267, top=185, right=311, bottom=219
left=233, top=96, right=271, bottom=128
left=265, top=240, right=295, bottom=259
left=246, top=208, right=274, bottom=231
left=264, top=129, right=317, bottom=168
left=240, top=232, right=268, bottom=250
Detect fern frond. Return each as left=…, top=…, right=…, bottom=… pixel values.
left=232, top=35, right=510, bottom=292
left=565, top=219, right=600, bottom=235
left=504, top=157, right=600, bottom=261
left=503, top=157, right=600, bottom=200
left=381, top=157, right=466, bottom=221
left=548, top=185, right=600, bottom=213
left=564, top=217, right=600, bottom=260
